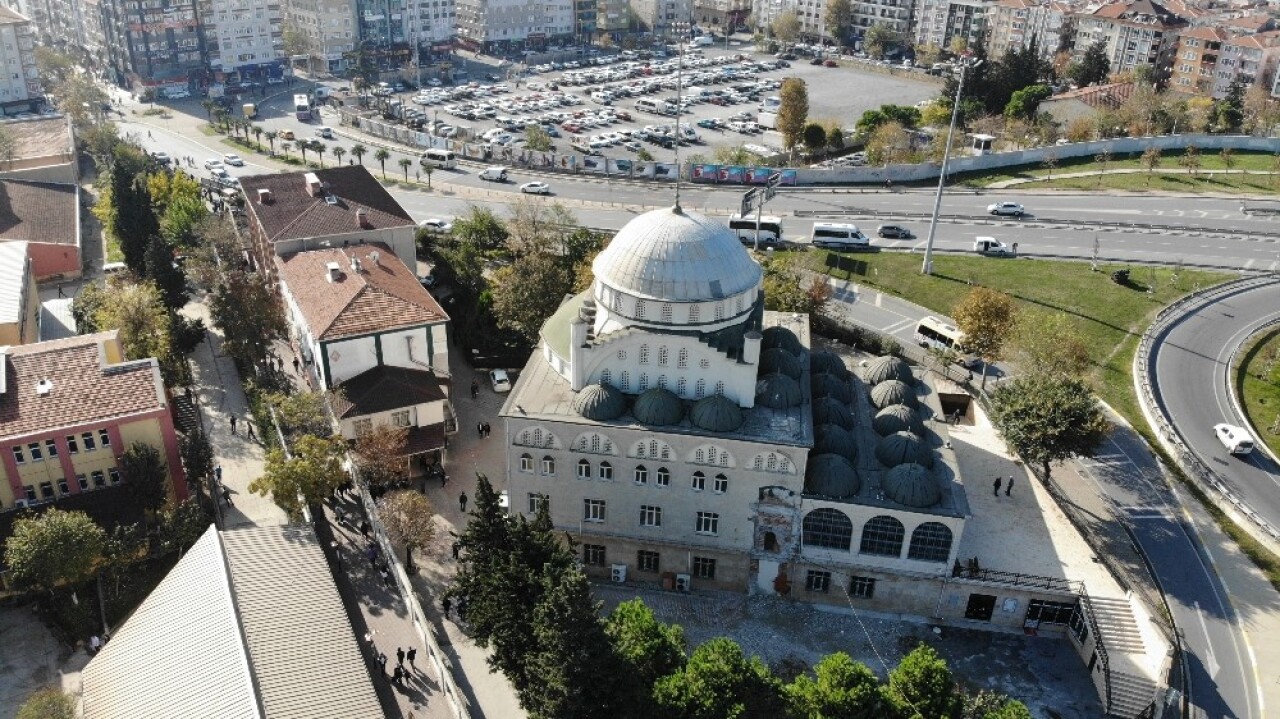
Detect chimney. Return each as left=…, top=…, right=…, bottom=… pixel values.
left=304, top=172, right=322, bottom=196
left=349, top=253, right=362, bottom=273
left=256, top=188, right=272, bottom=203
left=35, top=378, right=53, bottom=396
left=369, top=250, right=380, bottom=266
left=325, top=261, right=341, bottom=282
left=355, top=207, right=369, bottom=228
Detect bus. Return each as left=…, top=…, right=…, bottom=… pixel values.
left=420, top=148, right=458, bottom=169
left=728, top=214, right=783, bottom=247
left=294, top=94, right=313, bottom=121
left=810, top=222, right=869, bottom=250
left=914, top=316, right=980, bottom=368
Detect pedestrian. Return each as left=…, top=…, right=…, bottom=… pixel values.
left=246, top=422, right=256, bottom=441
left=452, top=541, right=461, bottom=560
left=442, top=595, right=452, bottom=617
left=1006, top=476, right=1014, bottom=496
left=483, top=422, right=491, bottom=438
left=147, top=130, right=153, bottom=139
left=229, top=414, right=237, bottom=434
left=477, top=421, right=483, bottom=438
left=380, top=564, right=393, bottom=588
left=406, top=647, right=416, bottom=668
left=222, top=487, right=233, bottom=506
left=459, top=491, right=468, bottom=513
left=215, top=464, right=222, bottom=481
left=470, top=379, right=479, bottom=399
left=89, top=634, right=102, bottom=654
left=392, top=665, right=404, bottom=687
left=992, top=476, right=1002, bottom=496
left=293, top=357, right=300, bottom=373
left=57, top=284, right=66, bottom=298
left=360, top=520, right=371, bottom=539
left=377, top=651, right=387, bottom=676
left=396, top=647, right=405, bottom=667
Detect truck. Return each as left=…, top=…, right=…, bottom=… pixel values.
left=242, top=103, right=257, bottom=118
left=974, top=237, right=1016, bottom=256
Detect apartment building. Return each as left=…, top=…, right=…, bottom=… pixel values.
left=1071, top=0, right=1188, bottom=79
left=1168, top=25, right=1225, bottom=95
left=987, top=0, right=1073, bottom=62
left=630, top=0, right=692, bottom=36
left=200, top=0, right=285, bottom=80
left=281, top=0, right=356, bottom=73
left=596, top=0, right=627, bottom=37
left=753, top=0, right=825, bottom=41
left=99, top=0, right=207, bottom=92
left=692, top=0, right=748, bottom=33
left=913, top=0, right=994, bottom=52
left=0, top=6, right=39, bottom=111
left=454, top=0, right=575, bottom=53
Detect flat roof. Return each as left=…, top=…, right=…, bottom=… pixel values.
left=0, top=240, right=26, bottom=325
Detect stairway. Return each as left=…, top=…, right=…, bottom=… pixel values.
left=1088, top=595, right=1159, bottom=718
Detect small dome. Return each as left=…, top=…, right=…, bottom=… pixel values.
left=811, top=372, right=851, bottom=403
left=810, top=351, right=850, bottom=379
left=761, top=325, right=802, bottom=355
left=756, top=372, right=802, bottom=409
left=883, top=463, right=941, bottom=508
left=804, top=453, right=861, bottom=499
left=572, top=383, right=628, bottom=421
left=864, top=356, right=914, bottom=385
left=760, top=347, right=802, bottom=379
left=873, top=404, right=924, bottom=437
left=632, top=387, right=684, bottom=426
left=814, top=423, right=857, bottom=460
left=690, top=394, right=744, bottom=432
left=870, top=379, right=915, bottom=409
left=813, top=396, right=854, bottom=430
left=875, top=431, right=934, bottom=469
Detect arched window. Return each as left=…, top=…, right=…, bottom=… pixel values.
left=677, top=348, right=688, bottom=369
left=599, top=461, right=614, bottom=480
left=688, top=304, right=700, bottom=322
left=695, top=379, right=706, bottom=398
left=661, top=303, right=673, bottom=322
left=577, top=459, right=591, bottom=479
left=750, top=452, right=794, bottom=474
left=620, top=371, right=630, bottom=391
left=519, top=453, right=534, bottom=472
left=638, top=373, right=649, bottom=391
left=735, top=295, right=744, bottom=313
left=691, top=471, right=706, bottom=491
left=575, top=432, right=614, bottom=455
left=541, top=456, right=555, bottom=475
left=802, top=508, right=853, bottom=550
left=714, top=381, right=725, bottom=396
left=639, top=345, right=650, bottom=364
left=658, top=375, right=668, bottom=389
left=612, top=291, right=623, bottom=312
left=600, top=368, right=612, bottom=385
left=634, top=465, right=648, bottom=484
left=658, top=346, right=669, bottom=366
left=908, top=522, right=954, bottom=563
left=860, top=516, right=906, bottom=557
left=636, top=300, right=647, bottom=319
left=677, top=377, right=687, bottom=396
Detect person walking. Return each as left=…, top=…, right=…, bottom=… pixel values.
left=1006, top=476, right=1014, bottom=496
left=459, top=492, right=468, bottom=513
left=477, top=421, right=484, bottom=438
left=406, top=647, right=416, bottom=669
left=452, top=541, right=461, bottom=560
left=246, top=422, right=256, bottom=441
left=229, top=414, right=237, bottom=435
left=359, top=519, right=371, bottom=539
left=470, top=380, right=479, bottom=399
left=376, top=652, right=387, bottom=677
left=442, top=595, right=452, bottom=618
left=396, top=647, right=405, bottom=667
left=222, top=487, right=233, bottom=507
left=483, top=422, right=491, bottom=438
left=992, top=476, right=1002, bottom=496
left=392, top=665, right=404, bottom=687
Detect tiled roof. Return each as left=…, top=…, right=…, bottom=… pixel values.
left=239, top=165, right=413, bottom=245
left=0, top=180, right=78, bottom=246
left=0, top=241, right=27, bottom=326
left=1179, top=26, right=1227, bottom=42
left=1224, top=13, right=1272, bottom=32
left=1045, top=82, right=1136, bottom=110
left=404, top=423, right=447, bottom=455
left=331, top=364, right=448, bottom=418
left=0, top=332, right=164, bottom=441
left=1088, top=0, right=1186, bottom=24
left=221, top=525, right=381, bottom=719
left=275, top=243, right=448, bottom=341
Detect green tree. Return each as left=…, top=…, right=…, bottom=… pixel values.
left=1140, top=146, right=1162, bottom=185
left=352, top=143, right=368, bottom=165
left=453, top=205, right=511, bottom=251
left=209, top=271, right=287, bottom=372
left=1219, top=147, right=1235, bottom=173
left=264, top=130, right=278, bottom=154
left=523, top=566, right=622, bottom=717
left=786, top=652, right=896, bottom=719
left=1003, top=84, right=1051, bottom=120
left=421, top=162, right=434, bottom=189
left=250, top=434, right=347, bottom=517
left=653, top=637, right=786, bottom=719
left=989, top=375, right=1111, bottom=481
left=16, top=688, right=75, bottom=719
left=827, top=126, right=845, bottom=152
left=156, top=499, right=211, bottom=557
left=1009, top=311, right=1090, bottom=378
left=802, top=123, right=827, bottom=154
left=525, top=125, right=554, bottom=151
left=378, top=489, right=436, bottom=570
left=119, top=441, right=171, bottom=515
left=91, top=281, right=188, bottom=384
left=777, top=77, right=809, bottom=153
left=145, top=235, right=188, bottom=310
left=4, top=509, right=107, bottom=594
left=863, top=22, right=899, bottom=60
left=252, top=124, right=263, bottom=150
left=865, top=120, right=907, bottom=166
left=34, top=47, right=75, bottom=90
left=180, top=425, right=215, bottom=491
left=606, top=599, right=686, bottom=691
left=824, top=0, right=854, bottom=45
left=267, top=389, right=335, bottom=439
left=770, top=10, right=801, bottom=45
left=71, top=280, right=106, bottom=333
left=636, top=146, right=654, bottom=162
left=1179, top=144, right=1202, bottom=177
left=375, top=148, right=391, bottom=178
left=314, top=141, right=327, bottom=168
left=333, top=146, right=347, bottom=166
left=399, top=156, right=412, bottom=180
left=1213, top=77, right=1245, bottom=132
left=951, top=287, right=1017, bottom=389
left=1067, top=41, right=1110, bottom=89
left=490, top=251, right=573, bottom=342
left=763, top=255, right=831, bottom=314
left=886, top=645, right=962, bottom=719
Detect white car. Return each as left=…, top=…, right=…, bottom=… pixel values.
left=418, top=218, right=453, bottom=232
left=490, top=369, right=512, bottom=393
left=209, top=167, right=231, bottom=180
left=987, top=201, right=1026, bottom=217
left=520, top=181, right=551, bottom=194
left=1214, top=423, right=1256, bottom=456
left=222, top=153, right=244, bottom=166
left=204, top=158, right=224, bottom=171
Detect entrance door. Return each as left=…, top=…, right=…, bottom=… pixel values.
left=964, top=593, right=997, bottom=621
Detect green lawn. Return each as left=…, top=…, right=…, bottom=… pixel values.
left=105, top=236, right=124, bottom=263
left=955, top=149, right=1280, bottom=191
left=1236, top=328, right=1280, bottom=459
left=809, top=251, right=1235, bottom=424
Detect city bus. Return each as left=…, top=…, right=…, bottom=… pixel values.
left=294, top=94, right=313, bottom=121
left=728, top=214, right=783, bottom=247
left=914, top=316, right=980, bottom=368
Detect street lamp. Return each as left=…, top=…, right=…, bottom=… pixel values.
left=921, top=57, right=981, bottom=275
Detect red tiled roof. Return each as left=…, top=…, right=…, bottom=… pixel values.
left=275, top=243, right=448, bottom=341
left=1179, top=26, right=1227, bottom=43
left=1087, top=0, right=1187, bottom=25
left=239, top=165, right=413, bottom=245
left=331, top=365, right=448, bottom=419
left=0, top=180, right=79, bottom=247
left=1224, top=13, right=1272, bottom=32
left=1045, top=82, right=1136, bottom=110
left=0, top=332, right=164, bottom=440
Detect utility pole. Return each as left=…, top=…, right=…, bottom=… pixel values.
left=921, top=57, right=980, bottom=275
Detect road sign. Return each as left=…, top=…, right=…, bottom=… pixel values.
left=764, top=172, right=782, bottom=201
left=740, top=187, right=758, bottom=218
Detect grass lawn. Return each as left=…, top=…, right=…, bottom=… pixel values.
left=808, top=250, right=1235, bottom=424
left=105, top=236, right=124, bottom=263
left=954, top=149, right=1280, bottom=191
left=1236, top=328, right=1280, bottom=459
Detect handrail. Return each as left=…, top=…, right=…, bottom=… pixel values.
left=949, top=564, right=1082, bottom=594
left=1077, top=583, right=1114, bottom=714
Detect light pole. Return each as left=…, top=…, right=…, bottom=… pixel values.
left=921, top=58, right=980, bottom=275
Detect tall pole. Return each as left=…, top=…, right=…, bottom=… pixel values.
left=674, top=23, right=685, bottom=211
left=921, top=59, right=976, bottom=275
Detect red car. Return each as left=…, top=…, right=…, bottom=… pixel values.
left=613, top=110, right=633, bottom=121
left=562, top=122, right=583, bottom=133
left=824, top=59, right=838, bottom=67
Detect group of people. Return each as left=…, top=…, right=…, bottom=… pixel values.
left=475, top=421, right=492, bottom=438
left=374, top=644, right=419, bottom=689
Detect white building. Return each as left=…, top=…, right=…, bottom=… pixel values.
left=1070, top=0, right=1188, bottom=78
left=281, top=0, right=357, bottom=74
left=203, top=0, right=286, bottom=78
left=454, top=0, right=575, bottom=53
left=986, top=0, right=1072, bottom=62
left=405, top=0, right=457, bottom=48
left=913, top=0, right=994, bottom=51
left=0, top=6, right=40, bottom=110
left=630, top=0, right=692, bottom=36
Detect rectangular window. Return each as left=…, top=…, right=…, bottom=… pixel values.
left=541, top=457, right=555, bottom=475
left=45, top=439, right=58, bottom=457
left=391, top=410, right=411, bottom=427
left=691, top=473, right=705, bottom=491
left=109, top=468, right=121, bottom=485
left=519, top=454, right=533, bottom=472
left=82, top=432, right=96, bottom=451
left=584, top=498, right=606, bottom=523
left=91, top=470, right=105, bottom=487
left=57, top=478, right=70, bottom=495
left=11, top=445, right=24, bottom=464
left=634, top=466, right=648, bottom=484
left=656, top=468, right=670, bottom=487
left=76, top=474, right=88, bottom=491
left=805, top=570, right=831, bottom=593
left=353, top=418, right=373, bottom=435
left=692, top=556, right=716, bottom=579
left=99, top=429, right=111, bottom=447
left=583, top=543, right=606, bottom=566
left=713, top=475, right=728, bottom=494
left=599, top=463, right=614, bottom=481
left=640, top=505, right=662, bottom=527
left=66, top=435, right=78, bottom=454
left=28, top=442, right=42, bottom=461
left=695, top=511, right=719, bottom=536
left=849, top=576, right=877, bottom=599
left=637, top=550, right=660, bottom=572
left=1026, top=599, right=1077, bottom=625
left=39, top=481, right=54, bottom=498
left=527, top=492, right=548, bottom=515
left=23, top=485, right=35, bottom=501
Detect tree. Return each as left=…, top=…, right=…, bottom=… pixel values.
left=490, top=251, right=573, bottom=342
left=180, top=425, right=215, bottom=491
left=145, top=235, right=188, bottom=310
left=776, top=78, right=809, bottom=153
left=1003, top=84, right=1051, bottom=120
left=4, top=509, right=107, bottom=594
left=34, top=47, right=75, bottom=90
left=1220, top=147, right=1235, bottom=174
left=636, top=146, right=654, bottom=162
left=92, top=281, right=183, bottom=383
left=399, top=156, right=412, bottom=180
left=523, top=566, right=622, bottom=717
left=421, top=162, right=434, bottom=189
left=1179, top=144, right=1201, bottom=177
left=97, top=150, right=160, bottom=274
left=525, top=125, right=554, bottom=151
left=353, top=423, right=410, bottom=488
left=787, top=652, right=896, bottom=719
left=282, top=25, right=314, bottom=70
left=506, top=196, right=578, bottom=255
left=1067, top=42, right=1110, bottom=88
left=17, top=688, right=75, bottom=719
left=453, top=205, right=510, bottom=251
left=802, top=123, right=827, bottom=154
left=863, top=22, right=899, bottom=60
left=333, top=146, right=346, bottom=166
left=865, top=120, right=907, bottom=166
left=1140, top=146, right=1162, bottom=185
left=298, top=140, right=309, bottom=165
left=209, top=271, right=287, bottom=372
left=374, top=148, right=391, bottom=178
left=824, top=0, right=854, bottom=45
left=1041, top=148, right=1058, bottom=181
left=314, top=141, right=327, bottom=168
left=827, top=126, right=845, bottom=152
left=156, top=499, right=211, bottom=557
left=1212, top=77, right=1245, bottom=133
left=378, top=489, right=436, bottom=570
left=53, top=73, right=108, bottom=129
left=267, top=389, right=335, bottom=439
left=280, top=141, right=292, bottom=160
left=770, top=10, right=801, bottom=45
left=653, top=637, right=786, bottom=719
left=606, top=599, right=686, bottom=693
left=886, top=645, right=962, bottom=719
left=120, top=441, right=171, bottom=515
left=264, top=130, right=277, bottom=155
left=1094, top=148, right=1112, bottom=187
left=1009, top=311, right=1090, bottom=378
left=763, top=255, right=830, bottom=315
left=352, top=143, right=368, bottom=165
left=989, top=375, right=1111, bottom=481
left=951, top=287, right=1017, bottom=389
left=250, top=434, right=347, bottom=517
left=252, top=124, right=263, bottom=151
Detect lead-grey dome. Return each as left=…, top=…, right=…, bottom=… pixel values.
left=811, top=372, right=851, bottom=403
left=883, top=463, right=941, bottom=508
left=804, top=453, right=861, bottom=498
left=572, top=383, right=627, bottom=421
left=632, top=387, right=684, bottom=426
left=761, top=325, right=802, bottom=354
left=864, top=356, right=913, bottom=385
left=592, top=206, right=762, bottom=303
left=875, top=431, right=934, bottom=468
left=756, top=372, right=802, bottom=409
left=813, top=396, right=854, bottom=430
left=814, top=423, right=857, bottom=460
left=690, top=394, right=744, bottom=432
left=810, top=351, right=850, bottom=379
left=760, top=347, right=802, bottom=379
left=870, top=379, right=915, bottom=409
left=873, top=404, right=924, bottom=436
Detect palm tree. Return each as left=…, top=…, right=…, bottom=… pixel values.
left=314, top=141, right=327, bottom=168
left=299, top=140, right=309, bottom=165
left=352, top=143, right=367, bottom=165
left=421, top=162, right=434, bottom=189
left=281, top=141, right=292, bottom=160
left=374, top=148, right=390, bottom=179
left=333, top=146, right=347, bottom=166
left=398, top=157, right=411, bottom=180
left=264, top=130, right=277, bottom=155
left=252, top=125, right=263, bottom=151
left=200, top=99, right=215, bottom=122
left=213, top=109, right=228, bottom=131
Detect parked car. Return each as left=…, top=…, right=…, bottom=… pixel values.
left=418, top=218, right=453, bottom=232
left=876, top=224, right=913, bottom=239
left=520, top=181, right=552, bottom=194
left=152, top=152, right=171, bottom=165
left=281, top=130, right=295, bottom=140
left=490, top=369, right=512, bottom=393
left=987, top=201, right=1026, bottom=217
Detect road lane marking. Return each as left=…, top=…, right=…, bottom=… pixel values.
left=1194, top=601, right=1221, bottom=679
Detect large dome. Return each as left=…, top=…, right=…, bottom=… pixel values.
left=804, top=453, right=861, bottom=498
left=875, top=431, right=935, bottom=468
left=690, top=394, right=744, bottom=432
left=592, top=206, right=762, bottom=302
left=760, top=347, right=802, bottom=379
left=812, top=372, right=851, bottom=404
left=870, top=379, right=915, bottom=409
left=810, top=351, right=850, bottom=379
left=756, top=372, right=802, bottom=409
left=814, top=423, right=857, bottom=460
left=883, top=463, right=941, bottom=508
left=864, top=356, right=913, bottom=385
left=572, top=383, right=627, bottom=421
left=813, top=396, right=855, bottom=430
left=873, top=404, right=924, bottom=436
left=632, top=387, right=685, bottom=426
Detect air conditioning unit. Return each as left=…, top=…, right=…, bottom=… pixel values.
left=610, top=564, right=627, bottom=583
left=13, top=499, right=28, bottom=508
left=675, top=573, right=691, bottom=592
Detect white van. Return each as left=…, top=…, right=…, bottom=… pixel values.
left=478, top=166, right=508, bottom=182
left=691, top=35, right=714, bottom=47
left=1214, top=423, right=1255, bottom=456
left=974, top=237, right=1014, bottom=256
left=636, top=98, right=664, bottom=114
left=591, top=91, right=613, bottom=105
left=420, top=148, right=458, bottom=169
left=811, top=222, right=870, bottom=250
